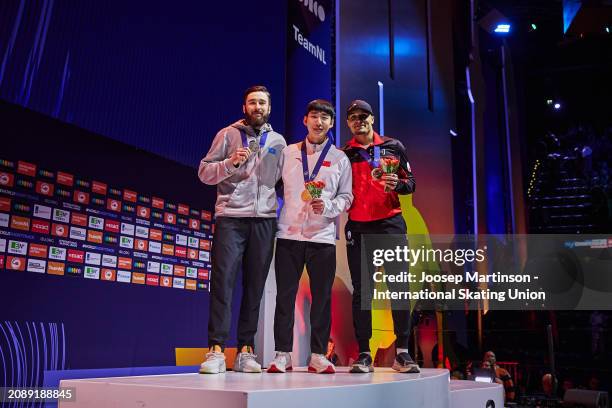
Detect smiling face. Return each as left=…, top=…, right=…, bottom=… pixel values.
left=243, top=91, right=271, bottom=128
left=304, top=110, right=334, bottom=144
left=347, top=109, right=375, bottom=144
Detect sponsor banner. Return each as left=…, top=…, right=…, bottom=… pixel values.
left=66, top=265, right=83, bottom=276
left=0, top=254, right=3, bottom=268
left=49, top=246, right=67, bottom=261
left=53, top=208, right=70, bottom=223
left=132, top=272, right=146, bottom=284
left=173, top=277, right=185, bottom=289
left=7, top=256, right=26, bottom=271
left=0, top=171, right=15, bottom=187
left=160, top=275, right=172, bottom=287
left=69, top=226, right=87, bottom=241
left=67, top=249, right=85, bottom=263
left=149, top=241, right=161, bottom=254
left=147, top=261, right=160, bottom=273
left=186, top=267, right=197, bottom=279
left=17, top=161, right=36, bottom=177
left=175, top=234, right=188, bottom=246
left=199, top=240, right=211, bottom=250
left=198, top=269, right=209, bottom=280
left=0, top=238, right=5, bottom=252
left=84, top=266, right=100, bottom=279
left=28, top=243, right=48, bottom=258
left=199, top=250, right=210, bottom=262
left=85, top=252, right=102, bottom=266
left=121, top=222, right=135, bottom=236
left=161, top=263, right=173, bottom=275
left=8, top=240, right=28, bottom=255
left=52, top=223, right=69, bottom=237
left=117, top=270, right=131, bottom=283
left=123, top=189, right=137, bottom=203
left=187, top=248, right=198, bottom=260
left=119, top=236, right=134, bottom=249
left=104, top=219, right=120, bottom=233
left=118, top=257, right=132, bottom=270
left=89, top=216, right=104, bottom=230
left=27, top=258, right=46, bottom=273
left=102, top=254, right=117, bottom=267
left=31, top=219, right=51, bottom=234
left=137, top=206, right=150, bottom=219
left=0, top=213, right=9, bottom=227
left=175, top=246, right=187, bottom=258
left=189, top=218, right=200, bottom=230
left=186, top=279, right=197, bottom=290
left=74, top=190, right=90, bottom=205
left=103, top=234, right=118, bottom=244
left=101, top=268, right=116, bottom=281
left=107, top=198, right=121, bottom=212
left=0, top=196, right=10, bottom=211
left=174, top=265, right=186, bottom=277
left=92, top=181, right=108, bottom=195
left=57, top=171, right=74, bottom=186
left=11, top=216, right=30, bottom=231
left=87, top=230, right=103, bottom=244
left=33, top=204, right=52, bottom=220
left=164, top=212, right=176, bottom=225
left=178, top=204, right=189, bottom=215
left=47, top=261, right=65, bottom=275
left=146, top=274, right=159, bottom=286
left=162, top=244, right=174, bottom=256
left=149, top=229, right=162, bottom=241
left=187, top=237, right=199, bottom=248
left=135, top=226, right=149, bottom=238
left=152, top=197, right=164, bottom=209
left=201, top=210, right=212, bottom=221
left=71, top=213, right=88, bottom=226
left=134, top=239, right=148, bottom=252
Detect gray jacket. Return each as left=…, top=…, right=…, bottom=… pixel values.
left=198, top=120, right=286, bottom=218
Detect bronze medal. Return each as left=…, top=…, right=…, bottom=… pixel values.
left=371, top=168, right=383, bottom=179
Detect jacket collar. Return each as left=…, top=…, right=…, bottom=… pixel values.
left=347, top=131, right=383, bottom=148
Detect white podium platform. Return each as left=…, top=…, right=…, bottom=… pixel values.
left=59, top=368, right=502, bottom=408
left=450, top=380, right=504, bottom=408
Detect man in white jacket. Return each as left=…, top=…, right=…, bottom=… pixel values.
left=267, top=99, right=353, bottom=374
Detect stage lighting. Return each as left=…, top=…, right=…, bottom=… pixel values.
left=494, top=24, right=511, bottom=34
left=606, top=26, right=610, bottom=33
left=546, top=99, right=553, bottom=105
left=449, top=129, right=458, bottom=137
left=554, top=103, right=561, bottom=110
left=531, top=23, right=537, bottom=31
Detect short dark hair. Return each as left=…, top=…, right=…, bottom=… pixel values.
left=305, top=99, right=335, bottom=119
left=243, top=85, right=271, bottom=105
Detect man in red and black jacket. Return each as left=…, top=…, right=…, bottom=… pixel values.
left=341, top=100, right=419, bottom=374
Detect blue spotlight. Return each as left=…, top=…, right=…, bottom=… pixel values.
left=554, top=103, right=561, bottom=110
left=494, top=24, right=511, bottom=34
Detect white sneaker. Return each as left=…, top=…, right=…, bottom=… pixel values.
left=199, top=351, right=226, bottom=374
left=234, top=351, right=262, bottom=373
left=267, top=352, right=293, bottom=373
left=308, top=353, right=335, bottom=374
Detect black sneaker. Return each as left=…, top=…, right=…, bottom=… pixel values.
left=392, top=352, right=420, bottom=373
left=350, top=353, right=374, bottom=373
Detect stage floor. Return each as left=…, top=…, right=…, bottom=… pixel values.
left=59, top=368, right=501, bottom=408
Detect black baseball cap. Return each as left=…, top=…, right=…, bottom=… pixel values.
left=346, top=100, right=373, bottom=117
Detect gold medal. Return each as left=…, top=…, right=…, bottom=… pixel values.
left=301, top=189, right=312, bottom=201
left=371, top=168, right=383, bottom=179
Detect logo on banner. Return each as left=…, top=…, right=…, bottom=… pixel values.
left=107, top=199, right=121, bottom=212
left=121, top=223, right=135, bottom=236
left=149, top=241, right=162, bottom=254
left=137, top=206, right=150, bottom=219
left=0, top=172, right=15, bottom=187
left=52, top=223, right=68, bottom=237
left=0, top=238, right=6, bottom=253
left=201, top=211, right=212, bottom=221
left=11, top=216, right=30, bottom=231
left=67, top=249, right=85, bottom=263
left=47, top=261, right=65, bottom=275
left=188, top=248, right=198, bottom=260
left=70, top=226, right=87, bottom=241
left=117, top=270, right=132, bottom=283
left=175, top=234, right=188, bottom=246
left=186, top=267, right=197, bottom=278
left=87, top=230, right=103, bottom=243
left=178, top=204, right=189, bottom=215
left=57, top=171, right=74, bottom=186
left=31, top=219, right=51, bottom=234
left=292, top=24, right=327, bottom=64
left=174, top=265, right=186, bottom=277
left=297, top=0, right=326, bottom=21
left=92, top=181, right=107, bottom=195
left=161, top=263, right=173, bottom=275
left=199, top=240, right=211, bottom=250
left=28, top=243, right=48, bottom=258
left=135, top=239, right=148, bottom=251
left=189, top=219, right=200, bottom=230
left=147, top=261, right=160, bottom=273
left=8, top=240, right=28, bottom=256
left=0, top=197, right=11, bottom=212
left=164, top=212, right=176, bottom=225
left=27, top=259, right=46, bottom=273
left=85, top=252, right=102, bottom=266
left=188, top=237, right=199, bottom=248
left=160, top=276, right=172, bottom=287
left=71, top=213, right=88, bottom=226
left=0, top=213, right=9, bottom=227
left=49, top=247, right=67, bottom=261
left=7, top=256, right=26, bottom=271
left=146, top=274, right=160, bottom=286
left=149, top=229, right=162, bottom=241
left=162, top=244, right=174, bottom=256
left=152, top=197, right=164, bottom=209
left=104, top=220, right=120, bottom=233
left=198, top=269, right=210, bottom=280
left=102, top=254, right=117, bottom=267
left=135, top=226, right=149, bottom=238
left=173, top=277, right=185, bottom=289
left=199, top=250, right=210, bottom=262
left=84, top=266, right=100, bottom=279
left=118, top=257, right=132, bottom=270
left=123, top=189, right=137, bottom=202
left=17, top=161, right=36, bottom=177
left=132, top=272, right=146, bottom=284
left=53, top=209, right=70, bottom=223
left=74, top=190, right=90, bottom=205
left=119, top=236, right=134, bottom=249
left=101, top=268, right=116, bottom=281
